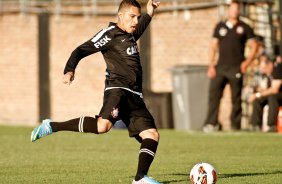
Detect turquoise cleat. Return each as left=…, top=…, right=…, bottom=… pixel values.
left=132, top=175, right=162, bottom=184
left=31, top=119, right=53, bottom=142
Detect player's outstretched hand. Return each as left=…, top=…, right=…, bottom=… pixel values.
left=147, top=0, right=160, bottom=17
left=63, top=71, right=75, bottom=85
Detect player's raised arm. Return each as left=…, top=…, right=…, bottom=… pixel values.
left=133, top=0, right=160, bottom=40
left=146, top=0, right=160, bottom=17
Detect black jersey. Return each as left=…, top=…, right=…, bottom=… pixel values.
left=272, top=62, right=282, bottom=80
left=213, top=20, right=255, bottom=66
left=272, top=62, right=282, bottom=92
left=64, top=14, right=152, bottom=93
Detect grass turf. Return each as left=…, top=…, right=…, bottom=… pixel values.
left=0, top=126, right=282, bottom=183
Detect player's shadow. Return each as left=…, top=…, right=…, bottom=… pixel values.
left=160, top=170, right=282, bottom=183
left=160, top=173, right=188, bottom=183
left=129, top=173, right=188, bottom=184
left=161, top=180, right=186, bottom=184
left=219, top=170, right=282, bottom=178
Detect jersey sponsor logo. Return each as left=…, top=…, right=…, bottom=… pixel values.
left=91, top=25, right=115, bottom=42
left=91, top=25, right=115, bottom=48
left=94, top=35, right=111, bottom=48
left=219, top=27, right=227, bottom=37
left=127, top=45, right=139, bottom=55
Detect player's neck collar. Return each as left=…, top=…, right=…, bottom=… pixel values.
left=225, top=19, right=239, bottom=29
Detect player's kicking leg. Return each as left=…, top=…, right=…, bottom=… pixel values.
left=31, top=116, right=112, bottom=142
left=132, top=128, right=161, bottom=184
left=31, top=119, right=53, bottom=142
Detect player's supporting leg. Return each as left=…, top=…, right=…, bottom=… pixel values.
left=133, top=129, right=161, bottom=184
left=31, top=116, right=112, bottom=142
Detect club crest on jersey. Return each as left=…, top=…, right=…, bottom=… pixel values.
left=111, top=107, right=119, bottom=119
left=236, top=26, right=244, bottom=34
left=219, top=27, right=227, bottom=37
left=127, top=45, right=139, bottom=55
left=93, top=35, right=111, bottom=48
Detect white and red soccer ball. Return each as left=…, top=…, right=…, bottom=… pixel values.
left=189, top=162, right=217, bottom=184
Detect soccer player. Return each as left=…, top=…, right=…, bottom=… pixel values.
left=31, top=0, right=161, bottom=183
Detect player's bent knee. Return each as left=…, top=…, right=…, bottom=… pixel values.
left=153, top=131, right=160, bottom=140
left=97, top=118, right=112, bottom=133
left=139, top=129, right=160, bottom=142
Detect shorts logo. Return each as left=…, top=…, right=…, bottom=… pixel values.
left=111, top=107, right=119, bottom=119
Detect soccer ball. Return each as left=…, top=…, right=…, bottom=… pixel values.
left=189, top=162, right=217, bottom=184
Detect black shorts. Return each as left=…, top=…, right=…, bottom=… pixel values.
left=99, top=88, right=156, bottom=139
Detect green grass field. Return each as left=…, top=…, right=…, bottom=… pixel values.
left=0, top=126, right=282, bottom=184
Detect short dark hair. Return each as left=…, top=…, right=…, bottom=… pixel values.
left=231, top=0, right=240, bottom=4
left=118, top=0, right=141, bottom=12
left=228, top=0, right=240, bottom=6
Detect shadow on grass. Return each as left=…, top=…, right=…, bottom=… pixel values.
left=160, top=171, right=282, bottom=183
left=161, top=180, right=187, bottom=184
left=160, top=173, right=188, bottom=183
left=129, top=173, right=188, bottom=184
left=219, top=170, right=282, bottom=178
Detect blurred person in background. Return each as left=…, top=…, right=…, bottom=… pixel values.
left=253, top=54, right=273, bottom=93
left=249, top=55, right=282, bottom=132
left=31, top=0, right=162, bottom=183
left=203, top=1, right=258, bottom=132
left=245, top=54, right=273, bottom=130
left=241, top=35, right=266, bottom=118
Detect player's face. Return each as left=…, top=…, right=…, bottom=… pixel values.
left=118, top=6, right=141, bottom=33
left=228, top=3, right=240, bottom=20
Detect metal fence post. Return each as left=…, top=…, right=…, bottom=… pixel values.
left=38, top=11, right=50, bottom=121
